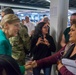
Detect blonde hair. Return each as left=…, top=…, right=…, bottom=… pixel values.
left=1, top=14, right=20, bottom=28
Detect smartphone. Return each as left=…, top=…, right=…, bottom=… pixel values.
left=39, top=34, right=44, bottom=39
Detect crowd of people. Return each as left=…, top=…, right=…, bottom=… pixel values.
left=0, top=7, right=76, bottom=75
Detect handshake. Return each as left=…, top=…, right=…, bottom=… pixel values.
left=25, top=60, right=37, bottom=70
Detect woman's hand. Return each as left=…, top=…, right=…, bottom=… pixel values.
left=36, top=37, right=44, bottom=46
left=57, top=60, right=63, bottom=70
left=25, top=60, right=37, bottom=70
left=31, top=60, right=37, bottom=68
left=25, top=61, right=33, bottom=70
left=43, top=38, right=50, bottom=46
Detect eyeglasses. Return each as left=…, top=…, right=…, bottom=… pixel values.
left=43, top=26, right=49, bottom=29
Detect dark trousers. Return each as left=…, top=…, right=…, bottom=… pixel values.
left=33, top=66, right=52, bottom=75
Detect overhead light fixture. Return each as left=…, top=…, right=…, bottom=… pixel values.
left=46, top=0, right=50, bottom=2
left=0, top=3, right=49, bottom=11
left=68, top=10, right=74, bottom=14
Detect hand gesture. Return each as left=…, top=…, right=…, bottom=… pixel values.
left=31, top=60, right=37, bottom=68
left=57, top=60, right=63, bottom=70
left=25, top=60, right=37, bottom=70
left=25, top=61, right=32, bottom=70
left=36, top=37, right=44, bottom=46
left=43, top=38, right=50, bottom=46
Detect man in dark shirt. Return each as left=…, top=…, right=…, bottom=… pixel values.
left=60, top=13, right=76, bottom=47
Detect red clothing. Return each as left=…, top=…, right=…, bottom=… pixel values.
left=36, top=46, right=74, bottom=75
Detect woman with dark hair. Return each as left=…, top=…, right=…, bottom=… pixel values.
left=0, top=55, right=22, bottom=75
left=30, top=22, right=56, bottom=75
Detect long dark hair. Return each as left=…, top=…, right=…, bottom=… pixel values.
left=33, top=22, right=46, bottom=38
left=0, top=55, right=22, bottom=75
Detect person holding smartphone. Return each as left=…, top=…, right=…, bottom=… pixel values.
left=30, top=22, right=56, bottom=75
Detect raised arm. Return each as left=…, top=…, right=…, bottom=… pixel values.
left=32, top=46, right=65, bottom=68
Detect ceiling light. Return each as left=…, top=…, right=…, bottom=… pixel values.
left=0, top=3, right=49, bottom=11
left=46, top=0, right=50, bottom=2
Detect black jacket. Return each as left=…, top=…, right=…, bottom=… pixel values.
left=30, top=34, right=56, bottom=60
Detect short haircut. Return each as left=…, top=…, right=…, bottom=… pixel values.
left=1, top=7, right=14, bottom=15
left=71, top=13, right=76, bottom=16
left=71, top=20, right=76, bottom=27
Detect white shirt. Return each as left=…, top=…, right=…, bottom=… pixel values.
left=24, top=22, right=35, bottom=36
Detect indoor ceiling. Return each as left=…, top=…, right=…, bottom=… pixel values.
left=0, top=0, right=50, bottom=10
left=0, top=0, right=76, bottom=10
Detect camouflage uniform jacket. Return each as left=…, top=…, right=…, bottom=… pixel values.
left=9, top=23, right=30, bottom=65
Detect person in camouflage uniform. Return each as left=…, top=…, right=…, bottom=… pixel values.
left=1, top=7, right=30, bottom=65
left=10, top=23, right=30, bottom=65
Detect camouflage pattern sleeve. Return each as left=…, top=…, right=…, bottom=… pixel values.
left=19, top=23, right=31, bottom=52
left=9, top=23, right=31, bottom=65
